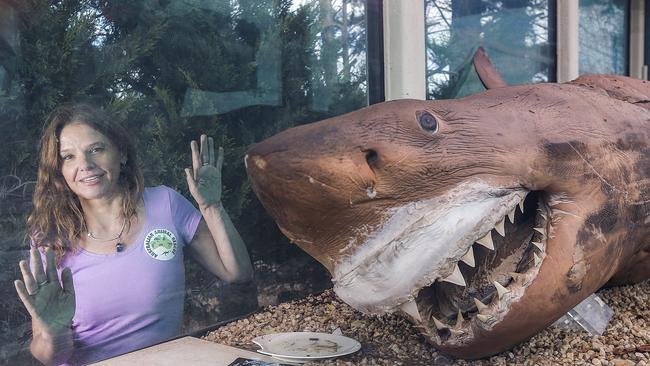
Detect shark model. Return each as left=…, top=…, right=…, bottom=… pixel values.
left=244, top=49, right=650, bottom=358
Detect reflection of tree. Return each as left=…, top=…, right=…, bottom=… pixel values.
left=578, top=0, right=627, bottom=75
left=313, top=0, right=366, bottom=110
left=0, top=0, right=368, bottom=363
left=0, top=175, right=34, bottom=203
left=425, top=0, right=552, bottom=100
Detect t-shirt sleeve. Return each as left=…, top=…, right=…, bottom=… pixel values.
left=166, top=187, right=202, bottom=246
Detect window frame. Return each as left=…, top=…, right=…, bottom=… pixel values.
left=381, top=0, right=644, bottom=95
left=367, top=0, right=386, bottom=104
left=630, top=0, right=645, bottom=79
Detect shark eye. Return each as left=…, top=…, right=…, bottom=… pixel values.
left=417, top=111, right=438, bottom=133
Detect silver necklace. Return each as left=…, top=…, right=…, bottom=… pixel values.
left=87, top=218, right=127, bottom=242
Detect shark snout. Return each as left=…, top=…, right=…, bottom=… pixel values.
left=246, top=137, right=379, bottom=210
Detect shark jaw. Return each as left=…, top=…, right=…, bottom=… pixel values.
left=331, top=180, right=551, bottom=347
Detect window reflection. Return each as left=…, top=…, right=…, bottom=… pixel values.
left=579, top=0, right=629, bottom=75
left=1, top=0, right=368, bottom=364
left=425, top=0, right=555, bottom=99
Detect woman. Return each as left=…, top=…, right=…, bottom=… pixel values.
left=13, top=103, right=253, bottom=366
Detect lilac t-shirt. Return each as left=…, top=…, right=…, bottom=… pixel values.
left=56, top=186, right=202, bottom=366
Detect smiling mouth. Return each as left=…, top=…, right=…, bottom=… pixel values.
left=403, top=191, right=550, bottom=344
left=79, top=174, right=104, bottom=183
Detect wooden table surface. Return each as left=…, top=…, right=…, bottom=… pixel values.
left=92, top=336, right=282, bottom=365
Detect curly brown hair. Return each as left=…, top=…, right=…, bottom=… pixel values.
left=26, top=103, right=144, bottom=263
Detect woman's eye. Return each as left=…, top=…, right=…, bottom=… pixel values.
left=90, top=147, right=104, bottom=153
left=61, top=155, right=73, bottom=161
left=417, top=111, right=438, bottom=133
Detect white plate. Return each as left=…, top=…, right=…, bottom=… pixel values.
left=252, top=332, right=361, bottom=362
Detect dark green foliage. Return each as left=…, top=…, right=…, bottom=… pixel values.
left=0, top=0, right=367, bottom=363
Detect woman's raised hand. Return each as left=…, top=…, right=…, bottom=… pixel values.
left=185, top=134, right=224, bottom=211
left=14, top=247, right=75, bottom=334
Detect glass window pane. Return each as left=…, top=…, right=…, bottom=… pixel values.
left=425, top=0, right=555, bottom=99
left=579, top=0, right=629, bottom=75
left=0, top=0, right=368, bottom=364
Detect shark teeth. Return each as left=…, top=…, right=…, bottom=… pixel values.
left=430, top=313, right=466, bottom=333
left=446, top=194, right=529, bottom=289
left=460, top=247, right=475, bottom=267
left=449, top=328, right=465, bottom=337
left=400, top=300, right=422, bottom=322
left=475, top=231, right=494, bottom=250
left=456, top=308, right=464, bottom=325
left=418, top=191, right=554, bottom=342
left=472, top=194, right=528, bottom=252
left=473, top=297, right=489, bottom=313
left=494, top=218, right=506, bottom=237
left=440, top=264, right=466, bottom=287
left=493, top=281, right=510, bottom=299
left=432, top=316, right=448, bottom=330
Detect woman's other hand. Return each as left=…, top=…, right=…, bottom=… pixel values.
left=184, top=134, right=253, bottom=283
left=15, top=248, right=75, bottom=334
left=185, top=134, right=224, bottom=211
left=15, top=247, right=75, bottom=365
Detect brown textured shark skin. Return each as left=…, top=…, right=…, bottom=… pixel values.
left=245, top=75, right=650, bottom=358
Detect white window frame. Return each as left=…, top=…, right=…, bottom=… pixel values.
left=556, top=0, right=579, bottom=82
left=382, top=0, right=426, bottom=100
left=629, top=0, right=645, bottom=79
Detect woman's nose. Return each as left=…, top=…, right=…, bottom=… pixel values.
left=78, top=153, right=96, bottom=170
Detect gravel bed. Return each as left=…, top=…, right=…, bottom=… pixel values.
left=203, top=280, right=650, bottom=365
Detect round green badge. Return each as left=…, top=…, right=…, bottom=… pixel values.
left=144, top=229, right=178, bottom=260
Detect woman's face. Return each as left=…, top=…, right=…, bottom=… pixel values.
left=58, top=122, right=124, bottom=202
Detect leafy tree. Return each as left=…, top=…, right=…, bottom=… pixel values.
left=425, top=0, right=553, bottom=99
left=0, top=0, right=367, bottom=363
